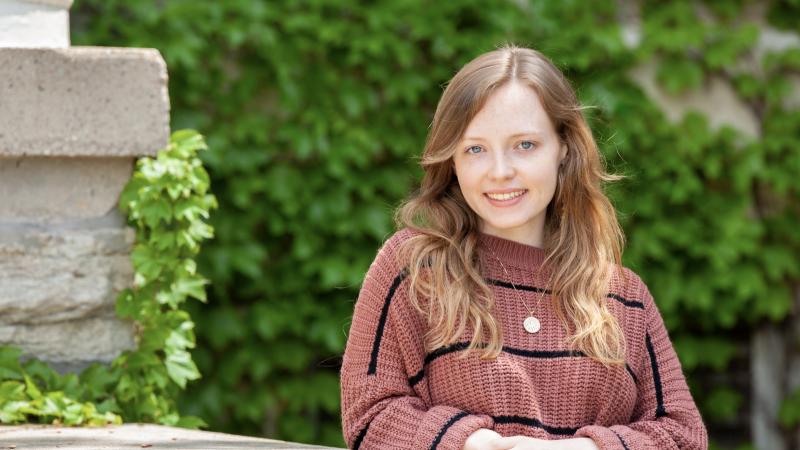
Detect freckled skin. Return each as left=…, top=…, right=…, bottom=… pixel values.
left=453, top=81, right=567, bottom=247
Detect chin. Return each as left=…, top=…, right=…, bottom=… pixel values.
left=482, top=220, right=528, bottom=232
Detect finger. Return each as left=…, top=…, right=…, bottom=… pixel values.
left=486, top=435, right=525, bottom=449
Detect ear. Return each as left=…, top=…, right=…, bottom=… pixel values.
left=559, top=143, right=568, bottom=165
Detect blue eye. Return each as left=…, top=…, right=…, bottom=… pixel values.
left=519, top=141, right=536, bottom=150
left=466, top=145, right=483, bottom=154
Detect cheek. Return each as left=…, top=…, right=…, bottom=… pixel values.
left=453, top=162, right=482, bottom=192
left=539, top=169, right=561, bottom=199
left=523, top=165, right=559, bottom=195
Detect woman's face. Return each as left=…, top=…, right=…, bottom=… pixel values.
left=452, top=81, right=566, bottom=247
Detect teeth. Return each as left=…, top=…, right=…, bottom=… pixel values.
left=486, top=190, right=525, bottom=201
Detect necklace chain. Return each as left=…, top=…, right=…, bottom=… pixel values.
left=486, top=246, right=551, bottom=333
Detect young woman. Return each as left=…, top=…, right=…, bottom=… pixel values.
left=339, top=45, right=708, bottom=450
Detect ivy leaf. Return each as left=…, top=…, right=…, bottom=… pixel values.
left=0, top=347, right=24, bottom=380
left=780, top=386, right=800, bottom=427
left=139, top=198, right=173, bottom=227
left=23, top=375, right=42, bottom=401
left=0, top=381, right=25, bottom=401
left=174, top=414, right=208, bottom=429
left=165, top=349, right=201, bottom=389
left=0, top=400, right=29, bottom=422
left=656, top=57, right=704, bottom=94
left=172, top=277, right=209, bottom=303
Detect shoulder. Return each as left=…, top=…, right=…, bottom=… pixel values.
left=381, top=227, right=424, bottom=251
left=367, top=227, right=426, bottom=276
left=609, top=264, right=661, bottom=323
left=375, top=227, right=427, bottom=263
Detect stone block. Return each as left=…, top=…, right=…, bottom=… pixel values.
left=0, top=156, right=134, bottom=222
left=0, top=213, right=135, bottom=325
left=0, top=0, right=71, bottom=48
left=0, top=316, right=136, bottom=371
left=0, top=47, right=170, bottom=157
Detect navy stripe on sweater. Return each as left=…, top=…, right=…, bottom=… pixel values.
left=645, top=332, right=668, bottom=418
left=352, top=420, right=370, bottom=450
left=408, top=341, right=638, bottom=387
left=430, top=411, right=469, bottom=450
left=367, top=269, right=408, bottom=375
left=611, top=429, right=632, bottom=450
left=487, top=277, right=644, bottom=309
left=626, top=364, right=639, bottom=385
left=494, top=415, right=578, bottom=435
left=608, top=293, right=645, bottom=309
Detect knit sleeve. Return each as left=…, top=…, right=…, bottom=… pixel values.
left=340, top=232, right=495, bottom=450
left=574, top=276, right=709, bottom=450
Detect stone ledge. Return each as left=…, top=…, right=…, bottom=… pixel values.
left=0, top=47, right=170, bottom=157
left=24, top=0, right=73, bottom=8
left=0, top=424, right=342, bottom=449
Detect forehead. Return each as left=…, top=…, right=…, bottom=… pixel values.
left=462, top=82, right=555, bottom=139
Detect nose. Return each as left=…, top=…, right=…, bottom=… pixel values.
left=489, top=150, right=515, bottom=180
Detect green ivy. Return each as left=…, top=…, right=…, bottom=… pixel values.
left=0, top=347, right=120, bottom=426
left=70, top=0, right=799, bottom=447
left=0, top=130, right=216, bottom=428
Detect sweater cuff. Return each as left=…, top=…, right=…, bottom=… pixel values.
left=574, top=425, right=626, bottom=450
left=415, top=408, right=494, bottom=450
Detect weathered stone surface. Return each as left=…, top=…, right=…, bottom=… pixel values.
left=0, top=47, right=170, bottom=157
left=628, top=62, right=761, bottom=138
left=0, top=214, right=135, bottom=325
left=752, top=324, right=788, bottom=450
left=0, top=156, right=134, bottom=223
left=0, top=423, right=341, bottom=449
left=618, top=0, right=800, bottom=139
left=0, top=316, right=135, bottom=369
left=0, top=1, right=70, bottom=48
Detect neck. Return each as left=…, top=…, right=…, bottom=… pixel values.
left=479, top=218, right=545, bottom=247
left=477, top=230, right=547, bottom=269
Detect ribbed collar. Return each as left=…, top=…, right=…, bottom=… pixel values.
left=477, top=231, right=547, bottom=270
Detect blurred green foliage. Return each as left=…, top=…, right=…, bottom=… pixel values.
left=0, top=346, right=121, bottom=426
left=0, top=131, right=216, bottom=428
left=70, top=0, right=800, bottom=447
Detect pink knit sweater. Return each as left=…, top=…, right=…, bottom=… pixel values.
left=340, top=228, right=708, bottom=450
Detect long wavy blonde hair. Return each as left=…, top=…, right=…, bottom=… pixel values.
left=394, top=44, right=628, bottom=366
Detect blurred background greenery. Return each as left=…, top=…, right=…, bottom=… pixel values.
left=71, top=0, right=800, bottom=448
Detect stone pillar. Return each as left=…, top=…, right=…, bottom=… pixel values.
left=0, top=0, right=71, bottom=48
left=0, top=1, right=170, bottom=374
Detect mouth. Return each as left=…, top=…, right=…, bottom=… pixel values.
left=485, top=189, right=527, bottom=200
left=484, top=189, right=527, bottom=206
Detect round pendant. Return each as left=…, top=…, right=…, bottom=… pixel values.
left=523, top=316, right=541, bottom=333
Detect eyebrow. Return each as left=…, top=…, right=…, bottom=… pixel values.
left=461, top=131, right=544, bottom=142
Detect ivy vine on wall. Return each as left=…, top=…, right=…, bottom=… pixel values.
left=0, top=130, right=217, bottom=428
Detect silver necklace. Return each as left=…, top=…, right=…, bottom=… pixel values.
left=487, top=247, right=551, bottom=334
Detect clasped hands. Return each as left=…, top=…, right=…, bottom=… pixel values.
left=463, top=428, right=600, bottom=450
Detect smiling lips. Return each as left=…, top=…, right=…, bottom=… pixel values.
left=485, top=189, right=528, bottom=201
left=484, top=189, right=528, bottom=206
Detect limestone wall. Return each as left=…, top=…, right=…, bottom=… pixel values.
left=0, top=1, right=169, bottom=374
